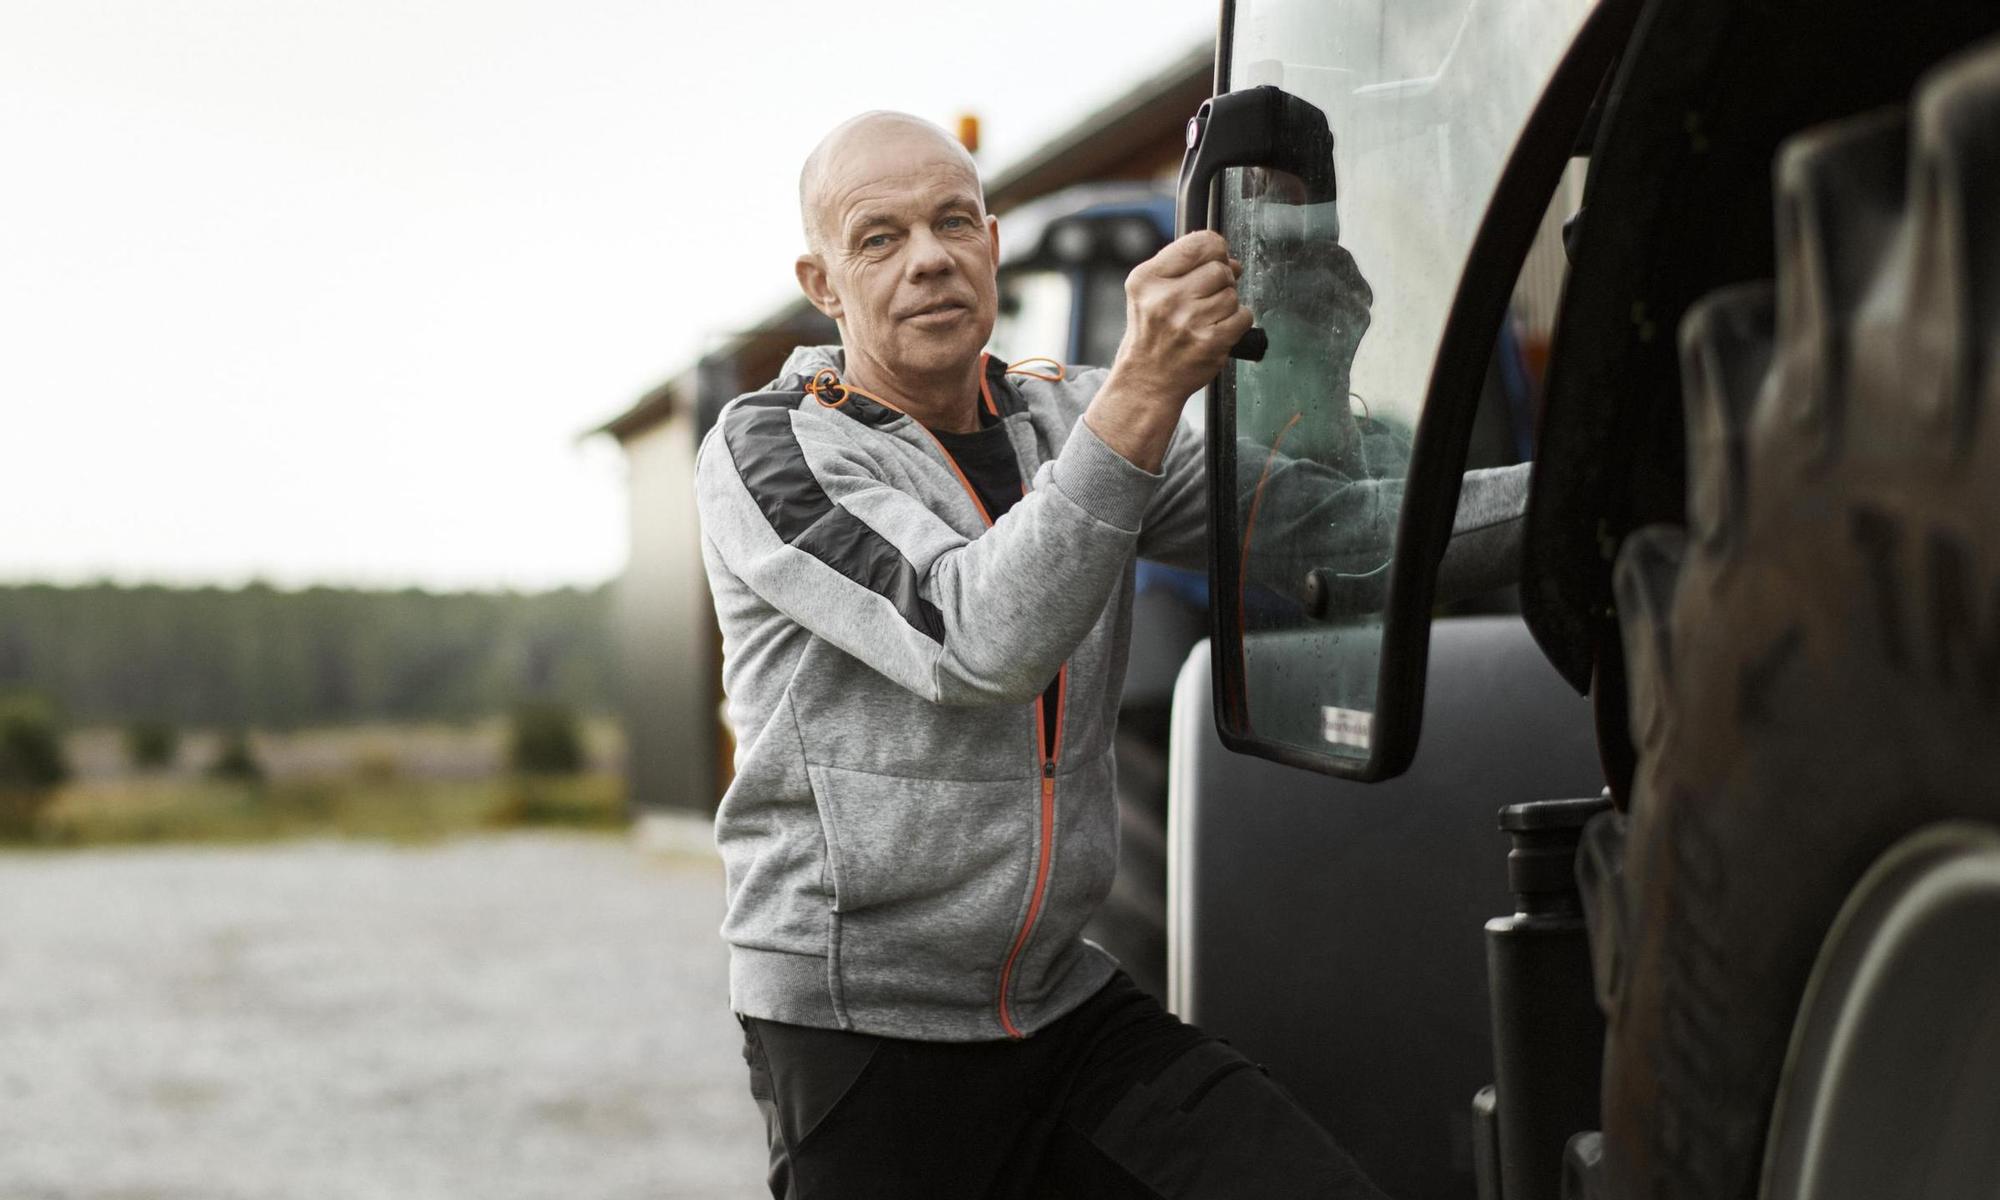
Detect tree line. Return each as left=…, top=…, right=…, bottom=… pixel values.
left=0, top=582, right=618, bottom=728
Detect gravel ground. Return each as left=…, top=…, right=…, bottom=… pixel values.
left=0, top=832, right=767, bottom=1200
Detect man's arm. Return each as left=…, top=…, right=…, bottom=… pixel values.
left=700, top=231, right=1250, bottom=707
left=1084, top=232, right=1253, bottom=472
left=1133, top=415, right=1207, bottom=570
left=696, top=403, right=1162, bottom=707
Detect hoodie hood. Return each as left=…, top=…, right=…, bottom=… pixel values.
left=772, top=344, right=844, bottom=388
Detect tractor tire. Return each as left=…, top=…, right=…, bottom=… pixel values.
left=1593, top=35, right=2000, bottom=1200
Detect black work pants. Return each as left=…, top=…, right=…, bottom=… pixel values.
left=739, top=972, right=1391, bottom=1199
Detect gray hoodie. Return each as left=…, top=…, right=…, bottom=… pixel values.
left=695, top=345, right=1524, bottom=1041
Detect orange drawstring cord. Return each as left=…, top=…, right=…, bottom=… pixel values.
left=1231, top=411, right=1304, bottom=731
left=809, top=357, right=1063, bottom=409
left=808, top=362, right=1050, bottom=415
left=1239, top=412, right=1304, bottom=589
left=1005, top=356, right=1066, bottom=383
left=805, top=368, right=854, bottom=408
left=805, top=368, right=914, bottom=416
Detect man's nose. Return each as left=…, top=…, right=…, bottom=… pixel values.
left=903, top=226, right=955, bottom=279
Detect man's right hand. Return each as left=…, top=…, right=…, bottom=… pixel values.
left=1084, top=232, right=1253, bottom=472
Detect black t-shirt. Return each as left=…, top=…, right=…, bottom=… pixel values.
left=929, top=413, right=1063, bottom=754
left=931, top=416, right=1022, bottom=523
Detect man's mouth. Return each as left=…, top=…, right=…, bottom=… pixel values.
left=902, top=299, right=969, bottom=323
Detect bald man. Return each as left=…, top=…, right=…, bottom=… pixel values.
left=696, top=112, right=1420, bottom=1198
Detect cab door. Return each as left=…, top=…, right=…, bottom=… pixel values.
left=1191, top=0, right=1604, bottom=778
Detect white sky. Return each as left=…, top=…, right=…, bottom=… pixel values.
left=0, top=0, right=1214, bottom=591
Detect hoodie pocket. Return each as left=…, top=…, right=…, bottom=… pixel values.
left=806, top=762, right=1037, bottom=1024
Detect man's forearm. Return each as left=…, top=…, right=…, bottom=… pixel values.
left=1087, top=231, right=1252, bottom=472
left=1082, top=367, right=1184, bottom=474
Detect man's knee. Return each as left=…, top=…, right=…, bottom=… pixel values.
left=1076, top=1039, right=1392, bottom=1200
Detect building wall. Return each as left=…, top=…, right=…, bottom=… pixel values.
left=617, top=406, right=716, bottom=812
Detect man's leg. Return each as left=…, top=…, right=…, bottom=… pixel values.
left=740, top=1015, right=1059, bottom=1200
left=1035, top=974, right=1394, bottom=1200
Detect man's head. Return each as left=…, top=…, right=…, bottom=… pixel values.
left=795, top=112, right=999, bottom=389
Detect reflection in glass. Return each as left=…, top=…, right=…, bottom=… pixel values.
left=1223, top=164, right=1399, bottom=756
left=1218, top=0, right=1596, bottom=763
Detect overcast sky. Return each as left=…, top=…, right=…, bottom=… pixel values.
left=1, top=1, right=1214, bottom=591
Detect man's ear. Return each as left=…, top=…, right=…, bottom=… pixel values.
left=987, top=214, right=1001, bottom=269
left=795, top=254, right=842, bottom=320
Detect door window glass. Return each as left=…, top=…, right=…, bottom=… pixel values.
left=1217, top=0, right=1596, bottom=763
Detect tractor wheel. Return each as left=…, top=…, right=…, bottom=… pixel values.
left=1596, top=35, right=2000, bottom=1200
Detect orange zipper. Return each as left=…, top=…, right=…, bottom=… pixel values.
left=997, top=663, right=1065, bottom=1038
left=808, top=361, right=1068, bottom=1039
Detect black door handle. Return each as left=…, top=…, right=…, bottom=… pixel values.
left=1174, top=85, right=1340, bottom=363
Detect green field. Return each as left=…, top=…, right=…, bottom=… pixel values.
left=4, top=721, right=629, bottom=847
left=21, top=773, right=624, bottom=846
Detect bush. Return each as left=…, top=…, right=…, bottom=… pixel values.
left=209, top=728, right=265, bottom=782
left=0, top=789, right=54, bottom=840
left=0, top=692, right=68, bottom=791
left=489, top=773, right=625, bottom=829
left=0, top=692, right=68, bottom=840
left=353, top=745, right=401, bottom=784
left=508, top=700, right=584, bottom=776
left=125, top=718, right=180, bottom=771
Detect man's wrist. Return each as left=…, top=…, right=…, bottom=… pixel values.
left=1086, top=363, right=1182, bottom=472
left=1057, top=413, right=1168, bottom=531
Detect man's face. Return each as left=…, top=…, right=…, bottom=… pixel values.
left=799, top=127, right=999, bottom=381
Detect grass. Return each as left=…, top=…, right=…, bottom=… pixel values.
left=9, top=772, right=628, bottom=848
left=2, top=720, right=634, bottom=849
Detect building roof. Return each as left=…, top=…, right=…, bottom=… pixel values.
left=593, top=40, right=1213, bottom=443
left=595, top=378, right=677, bottom=443
left=983, top=43, right=1213, bottom=211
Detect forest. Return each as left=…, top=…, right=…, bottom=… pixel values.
left=0, top=582, right=618, bottom=728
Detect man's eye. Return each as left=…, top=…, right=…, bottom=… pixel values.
left=941, top=216, right=969, bottom=230
left=863, top=234, right=893, bottom=249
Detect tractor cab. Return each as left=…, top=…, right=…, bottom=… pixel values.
left=1169, top=1, right=2000, bottom=1198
